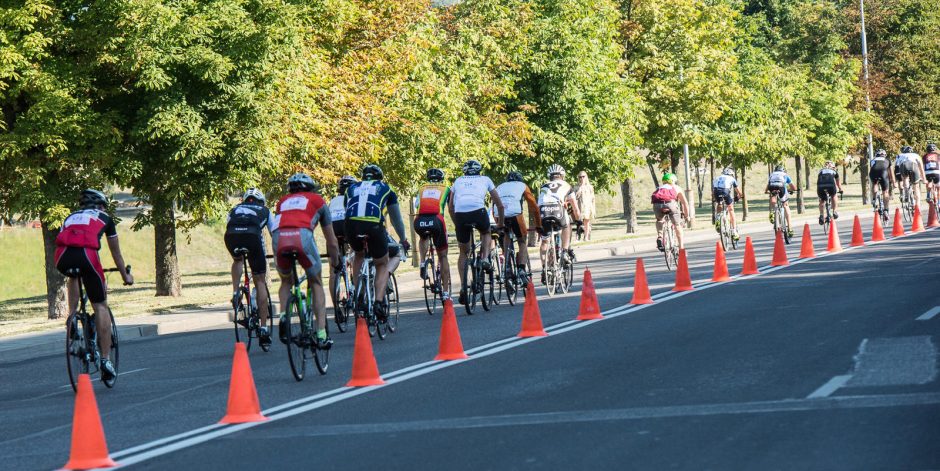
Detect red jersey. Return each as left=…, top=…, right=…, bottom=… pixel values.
left=55, top=209, right=118, bottom=250
left=275, top=191, right=327, bottom=230
left=416, top=183, right=450, bottom=216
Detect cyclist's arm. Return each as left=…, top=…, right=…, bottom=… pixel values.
left=489, top=189, right=505, bottom=227
left=106, top=236, right=133, bottom=285
left=566, top=194, right=582, bottom=221
left=447, top=187, right=456, bottom=219
left=387, top=203, right=408, bottom=244
left=677, top=191, right=689, bottom=219
left=523, top=187, right=541, bottom=227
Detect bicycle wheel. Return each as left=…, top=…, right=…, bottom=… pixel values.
left=285, top=294, right=306, bottom=381
left=233, top=288, right=251, bottom=352
left=423, top=258, right=438, bottom=315
left=66, top=312, right=89, bottom=393
left=663, top=224, right=677, bottom=270
left=333, top=273, right=351, bottom=333
left=822, top=202, right=830, bottom=235
left=464, top=253, right=477, bottom=315
left=561, top=257, right=573, bottom=294
left=102, top=309, right=119, bottom=388
left=386, top=273, right=400, bottom=333
left=313, top=319, right=329, bottom=375
left=492, top=251, right=503, bottom=305
left=261, top=297, right=274, bottom=352
left=504, top=252, right=518, bottom=306
left=719, top=214, right=730, bottom=252
left=782, top=208, right=791, bottom=244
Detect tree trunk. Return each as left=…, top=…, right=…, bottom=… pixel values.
left=621, top=179, right=637, bottom=233
left=527, top=212, right=537, bottom=247
left=804, top=158, right=810, bottom=190
left=153, top=199, right=182, bottom=296
left=696, top=160, right=704, bottom=208
left=669, top=148, right=679, bottom=175
left=859, top=156, right=869, bottom=204
left=709, top=159, right=716, bottom=223
left=741, top=166, right=748, bottom=221
left=41, top=221, right=69, bottom=319
left=647, top=160, right=660, bottom=187
left=409, top=194, right=418, bottom=267
left=795, top=156, right=805, bottom=214
left=843, top=164, right=847, bottom=183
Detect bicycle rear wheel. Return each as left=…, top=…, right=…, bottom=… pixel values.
left=66, top=312, right=89, bottom=393
left=333, top=273, right=351, bottom=333
left=719, top=214, right=730, bottom=252
left=491, top=252, right=503, bottom=305
left=663, top=224, right=677, bottom=270
left=313, top=321, right=329, bottom=375
left=260, top=297, right=274, bottom=352
left=233, top=288, right=252, bottom=352
left=464, top=254, right=477, bottom=315
left=103, top=309, right=119, bottom=388
left=481, top=257, right=494, bottom=311
left=423, top=257, right=438, bottom=315
left=285, top=294, right=306, bottom=381
left=386, top=273, right=400, bottom=333
left=504, top=253, right=518, bottom=306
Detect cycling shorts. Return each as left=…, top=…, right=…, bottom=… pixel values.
left=414, top=214, right=448, bottom=250
left=768, top=184, right=789, bottom=203
left=927, top=174, right=940, bottom=184
left=345, top=220, right=389, bottom=259
left=55, top=247, right=107, bottom=303
left=712, top=188, right=733, bottom=206
left=272, top=228, right=321, bottom=278
left=388, top=242, right=401, bottom=259
left=224, top=232, right=267, bottom=275
left=453, top=208, right=490, bottom=244
left=898, top=160, right=921, bottom=182
left=869, top=162, right=890, bottom=191
left=816, top=185, right=837, bottom=201
left=653, top=202, right=681, bottom=226
left=504, top=214, right=527, bottom=240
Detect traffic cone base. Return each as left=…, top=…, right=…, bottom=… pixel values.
left=347, top=318, right=386, bottom=386
left=220, top=343, right=267, bottom=424
left=850, top=215, right=865, bottom=247
left=871, top=212, right=886, bottom=242
left=435, top=299, right=468, bottom=360
left=892, top=208, right=905, bottom=237
left=711, top=242, right=731, bottom=282
left=518, top=282, right=548, bottom=337
left=827, top=220, right=843, bottom=253
left=771, top=231, right=789, bottom=266
left=576, top=268, right=603, bottom=320
left=630, top=258, right=653, bottom=304
left=911, top=205, right=925, bottom=232
left=672, top=249, right=693, bottom=292
left=63, top=374, right=118, bottom=470
left=741, top=237, right=759, bottom=275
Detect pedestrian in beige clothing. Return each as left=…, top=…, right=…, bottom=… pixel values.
left=576, top=171, right=596, bottom=240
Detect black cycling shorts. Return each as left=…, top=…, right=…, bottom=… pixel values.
left=899, top=161, right=921, bottom=182
left=346, top=220, right=389, bottom=259
left=414, top=214, right=448, bottom=250
left=55, top=247, right=107, bottom=303
left=504, top=214, right=527, bottom=240
left=224, top=232, right=267, bottom=275
left=713, top=188, right=733, bottom=205
left=817, top=185, right=837, bottom=200
left=453, top=209, right=490, bottom=244
left=869, top=162, right=890, bottom=191
left=927, top=174, right=940, bottom=184
left=331, top=220, right=347, bottom=251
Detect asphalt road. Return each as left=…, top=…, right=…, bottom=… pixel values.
left=1, top=217, right=938, bottom=470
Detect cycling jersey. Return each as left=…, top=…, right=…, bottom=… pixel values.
left=328, top=195, right=347, bottom=222
left=537, top=180, right=574, bottom=207
left=712, top=175, right=738, bottom=190
left=651, top=184, right=681, bottom=204
left=55, top=209, right=118, bottom=250
left=225, top=202, right=270, bottom=237
left=495, top=181, right=538, bottom=219
left=817, top=168, right=839, bottom=187
left=345, top=180, right=398, bottom=223
left=768, top=171, right=791, bottom=187
left=451, top=175, right=495, bottom=212
left=275, top=191, right=329, bottom=230
left=415, top=183, right=450, bottom=216
left=924, top=153, right=940, bottom=174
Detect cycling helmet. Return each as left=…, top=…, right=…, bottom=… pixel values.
left=287, top=172, right=316, bottom=193
left=547, top=164, right=565, bottom=178
left=901, top=145, right=914, bottom=153
left=876, top=149, right=887, bottom=158
left=462, top=160, right=482, bottom=176
left=662, top=172, right=676, bottom=183
left=722, top=167, right=735, bottom=176
left=79, top=189, right=108, bottom=208
left=773, top=164, right=786, bottom=173
left=927, top=143, right=938, bottom=153
left=825, top=161, right=836, bottom=169
left=426, top=168, right=445, bottom=182
left=337, top=175, right=357, bottom=195
left=506, top=171, right=524, bottom=182
left=361, top=164, right=384, bottom=181
left=243, top=188, right=265, bottom=204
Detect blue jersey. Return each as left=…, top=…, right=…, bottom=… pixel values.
left=345, top=180, right=398, bottom=223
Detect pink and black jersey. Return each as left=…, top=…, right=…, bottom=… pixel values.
left=55, top=209, right=118, bottom=250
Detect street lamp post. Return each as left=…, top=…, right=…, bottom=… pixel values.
left=860, top=0, right=874, bottom=161
left=679, top=66, right=695, bottom=228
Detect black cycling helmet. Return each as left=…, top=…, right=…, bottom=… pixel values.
left=287, top=172, right=317, bottom=193
left=337, top=175, right=357, bottom=195
left=426, top=168, right=445, bottom=182
left=927, top=143, right=938, bottom=153
left=462, top=160, right=482, bottom=176
left=79, top=189, right=108, bottom=208
left=876, top=148, right=887, bottom=158
left=901, top=145, right=914, bottom=153
left=773, top=164, right=786, bottom=173
left=506, top=170, right=524, bottom=182
left=361, top=164, right=384, bottom=181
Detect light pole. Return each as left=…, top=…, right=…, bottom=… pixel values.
left=860, top=0, right=874, bottom=161
left=679, top=66, right=696, bottom=227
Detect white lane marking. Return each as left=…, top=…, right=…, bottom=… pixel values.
left=101, top=226, right=940, bottom=468
left=807, top=374, right=853, bottom=399
left=56, top=368, right=150, bottom=390
left=916, top=306, right=940, bottom=321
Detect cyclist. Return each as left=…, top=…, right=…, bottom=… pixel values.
left=55, top=189, right=134, bottom=382
left=652, top=173, right=688, bottom=251
left=816, top=161, right=843, bottom=225
left=449, top=159, right=505, bottom=305
left=414, top=168, right=451, bottom=299
left=223, top=188, right=273, bottom=347
left=344, top=164, right=410, bottom=320
left=537, top=165, right=581, bottom=284
left=495, top=170, right=540, bottom=280
left=924, top=143, right=940, bottom=202
left=895, top=145, right=925, bottom=207
left=765, top=164, right=796, bottom=239
left=271, top=173, right=339, bottom=349
left=327, top=175, right=357, bottom=313
left=869, top=148, right=892, bottom=212
left=712, top=167, right=742, bottom=240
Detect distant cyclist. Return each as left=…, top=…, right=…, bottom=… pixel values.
left=271, top=173, right=339, bottom=349
left=895, top=145, right=925, bottom=206
left=765, top=164, right=796, bottom=239
left=327, top=175, right=357, bottom=311
left=652, top=173, right=688, bottom=251
left=414, top=168, right=451, bottom=299
left=712, top=167, right=741, bottom=240
left=924, top=143, right=940, bottom=202
left=869, top=148, right=893, bottom=211
left=537, top=165, right=581, bottom=283
left=816, top=161, right=843, bottom=225
left=223, top=188, right=273, bottom=347
left=495, top=170, right=540, bottom=279
left=344, top=164, right=410, bottom=320
left=449, top=160, right=504, bottom=305
left=55, top=189, right=134, bottom=382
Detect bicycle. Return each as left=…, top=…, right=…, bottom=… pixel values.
left=820, top=190, right=842, bottom=235
left=231, top=248, right=273, bottom=352
left=331, top=244, right=354, bottom=333
left=714, top=199, right=737, bottom=251
left=770, top=191, right=791, bottom=244
left=460, top=224, right=492, bottom=315
left=660, top=210, right=681, bottom=270
left=488, top=229, right=504, bottom=306
left=350, top=235, right=398, bottom=338
left=542, top=223, right=574, bottom=296
left=499, top=229, right=528, bottom=306
left=65, top=265, right=130, bottom=392
left=418, top=234, right=444, bottom=315
left=872, top=188, right=890, bottom=226
left=281, top=251, right=329, bottom=381
left=900, top=180, right=917, bottom=223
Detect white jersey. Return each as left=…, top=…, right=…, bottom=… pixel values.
left=495, top=181, right=528, bottom=217
left=451, top=175, right=495, bottom=212
left=537, top=180, right=574, bottom=206
left=896, top=152, right=920, bottom=166
left=328, top=195, right=346, bottom=222
left=713, top=175, right=737, bottom=191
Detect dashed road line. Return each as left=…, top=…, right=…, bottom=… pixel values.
left=807, top=375, right=854, bottom=399
left=916, top=306, right=940, bottom=321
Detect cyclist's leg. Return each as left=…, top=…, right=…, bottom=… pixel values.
left=654, top=206, right=665, bottom=240
left=230, top=258, right=242, bottom=294
left=831, top=188, right=839, bottom=214
left=817, top=187, right=826, bottom=218
left=82, top=248, right=112, bottom=359
left=298, top=229, right=328, bottom=334
left=374, top=255, right=390, bottom=303
left=668, top=202, right=684, bottom=249
left=432, top=215, right=450, bottom=293
left=477, top=209, right=492, bottom=262
left=436, top=247, right=451, bottom=294
left=454, top=212, right=472, bottom=294
left=271, top=230, right=293, bottom=315
left=783, top=197, right=792, bottom=228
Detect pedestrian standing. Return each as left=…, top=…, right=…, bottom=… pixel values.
left=576, top=171, right=596, bottom=240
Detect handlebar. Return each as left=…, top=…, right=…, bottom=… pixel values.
left=103, top=265, right=133, bottom=285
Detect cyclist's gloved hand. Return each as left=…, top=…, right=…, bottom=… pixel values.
left=400, top=239, right=411, bottom=253
left=122, top=272, right=134, bottom=286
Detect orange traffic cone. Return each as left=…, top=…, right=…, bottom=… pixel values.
left=63, top=374, right=117, bottom=470
left=672, top=249, right=693, bottom=291
left=220, top=343, right=267, bottom=424
left=771, top=231, right=788, bottom=266
left=827, top=219, right=843, bottom=253
left=798, top=224, right=816, bottom=258
left=871, top=212, right=886, bottom=241
left=911, top=205, right=925, bottom=232
left=629, top=258, right=653, bottom=304
left=576, top=268, right=602, bottom=320
left=346, top=318, right=385, bottom=386
left=741, top=237, right=759, bottom=275
left=518, top=282, right=548, bottom=337
left=711, top=242, right=730, bottom=282
left=850, top=215, right=865, bottom=247
left=435, top=299, right=468, bottom=360
left=927, top=203, right=940, bottom=228
left=892, top=208, right=905, bottom=237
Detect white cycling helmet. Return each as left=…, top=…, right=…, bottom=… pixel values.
left=547, top=164, right=565, bottom=178
left=722, top=167, right=735, bottom=176
left=243, top=188, right=265, bottom=204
